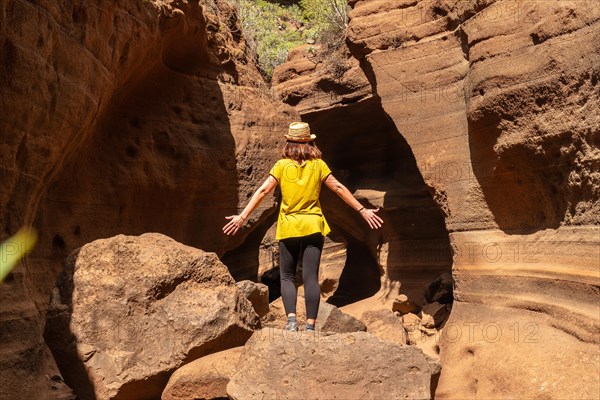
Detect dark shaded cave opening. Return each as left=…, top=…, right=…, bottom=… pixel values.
left=303, top=96, right=453, bottom=307
left=220, top=209, right=279, bottom=282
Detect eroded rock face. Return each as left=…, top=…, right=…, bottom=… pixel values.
left=1, top=0, right=294, bottom=397
left=44, top=233, right=259, bottom=400
left=226, top=329, right=432, bottom=400
left=273, top=0, right=600, bottom=398
left=272, top=44, right=373, bottom=114
left=345, top=0, right=600, bottom=398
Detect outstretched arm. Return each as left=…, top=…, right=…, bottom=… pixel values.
left=223, top=175, right=279, bottom=235
left=324, top=174, right=384, bottom=229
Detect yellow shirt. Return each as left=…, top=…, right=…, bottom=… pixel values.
left=269, top=158, right=332, bottom=240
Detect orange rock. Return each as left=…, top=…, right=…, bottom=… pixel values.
left=162, top=346, right=244, bottom=400
left=45, top=233, right=259, bottom=400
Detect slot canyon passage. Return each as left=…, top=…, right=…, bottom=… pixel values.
left=0, top=0, right=598, bottom=399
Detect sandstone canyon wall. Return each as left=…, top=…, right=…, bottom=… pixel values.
left=273, top=0, right=599, bottom=398
left=275, top=0, right=600, bottom=399
left=0, top=1, right=294, bottom=398
left=347, top=1, right=600, bottom=397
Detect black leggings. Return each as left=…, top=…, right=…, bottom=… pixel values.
left=279, top=232, right=324, bottom=320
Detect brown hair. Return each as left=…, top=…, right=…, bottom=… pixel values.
left=282, top=141, right=323, bottom=161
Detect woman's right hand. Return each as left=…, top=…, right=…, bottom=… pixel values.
left=360, top=207, right=384, bottom=229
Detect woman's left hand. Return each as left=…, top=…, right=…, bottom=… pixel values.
left=223, top=215, right=245, bottom=235
left=360, top=207, right=384, bottom=230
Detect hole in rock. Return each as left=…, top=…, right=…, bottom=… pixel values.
left=530, top=32, right=542, bottom=45
left=535, top=97, right=547, bottom=107
left=52, top=234, right=65, bottom=250
left=129, top=117, right=141, bottom=129
left=432, top=5, right=449, bottom=17
left=125, top=144, right=139, bottom=158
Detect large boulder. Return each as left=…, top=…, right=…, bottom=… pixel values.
left=162, top=346, right=244, bottom=400
left=226, top=329, right=432, bottom=400
left=44, top=233, right=260, bottom=400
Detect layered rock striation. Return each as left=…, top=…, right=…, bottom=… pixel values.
left=272, top=0, right=600, bottom=398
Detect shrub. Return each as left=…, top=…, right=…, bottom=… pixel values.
left=228, top=0, right=350, bottom=82
left=301, top=0, right=348, bottom=43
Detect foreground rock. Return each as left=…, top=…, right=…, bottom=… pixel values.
left=226, top=329, right=432, bottom=400
left=162, top=346, right=244, bottom=400
left=436, top=302, right=600, bottom=399
left=45, top=233, right=260, bottom=400
left=360, top=308, right=408, bottom=344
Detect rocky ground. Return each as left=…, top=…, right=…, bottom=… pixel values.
left=41, top=232, right=448, bottom=399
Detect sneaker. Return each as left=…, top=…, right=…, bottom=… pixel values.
left=284, top=321, right=298, bottom=332
left=305, top=324, right=315, bottom=332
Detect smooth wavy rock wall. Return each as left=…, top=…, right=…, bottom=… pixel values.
left=273, top=0, right=600, bottom=398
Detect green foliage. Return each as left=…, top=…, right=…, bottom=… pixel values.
left=0, top=228, right=37, bottom=283
left=230, top=0, right=349, bottom=82
left=301, top=0, right=348, bottom=36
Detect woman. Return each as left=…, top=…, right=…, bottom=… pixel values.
left=222, top=122, right=383, bottom=332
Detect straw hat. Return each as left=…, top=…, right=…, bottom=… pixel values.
left=284, top=122, right=316, bottom=142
